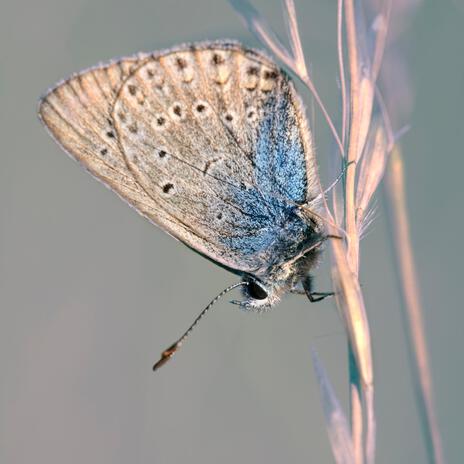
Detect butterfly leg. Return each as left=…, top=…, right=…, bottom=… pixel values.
left=306, top=291, right=334, bottom=303
left=302, top=275, right=334, bottom=303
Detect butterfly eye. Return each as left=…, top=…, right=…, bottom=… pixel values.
left=247, top=280, right=268, bottom=300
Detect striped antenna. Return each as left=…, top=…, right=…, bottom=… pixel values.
left=153, top=282, right=248, bottom=371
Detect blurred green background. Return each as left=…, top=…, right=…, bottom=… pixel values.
left=1, top=1, right=463, bottom=462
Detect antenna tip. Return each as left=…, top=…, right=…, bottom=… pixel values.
left=152, top=342, right=180, bottom=372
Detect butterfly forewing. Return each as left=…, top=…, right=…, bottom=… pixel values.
left=39, top=42, right=317, bottom=274
left=38, top=53, right=171, bottom=226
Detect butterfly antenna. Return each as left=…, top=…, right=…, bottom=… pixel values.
left=153, top=282, right=248, bottom=371
left=313, top=160, right=355, bottom=202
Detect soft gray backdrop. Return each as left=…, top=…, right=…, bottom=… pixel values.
left=1, top=1, right=463, bottom=463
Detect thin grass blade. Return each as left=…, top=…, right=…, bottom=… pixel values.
left=312, top=349, right=355, bottom=464
left=331, top=247, right=373, bottom=389
left=227, top=0, right=294, bottom=70
left=356, top=116, right=388, bottom=230
left=384, top=146, right=446, bottom=464
left=282, top=0, right=308, bottom=77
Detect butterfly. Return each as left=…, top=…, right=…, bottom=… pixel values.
left=39, top=41, right=330, bottom=366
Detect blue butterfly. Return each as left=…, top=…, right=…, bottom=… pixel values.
left=39, top=41, right=330, bottom=368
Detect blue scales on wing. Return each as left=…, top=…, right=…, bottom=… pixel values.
left=220, top=87, right=321, bottom=274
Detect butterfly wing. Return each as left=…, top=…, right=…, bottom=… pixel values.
left=39, top=41, right=319, bottom=275
left=38, top=53, right=174, bottom=232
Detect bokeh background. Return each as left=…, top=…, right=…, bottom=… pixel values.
left=1, top=1, right=463, bottom=463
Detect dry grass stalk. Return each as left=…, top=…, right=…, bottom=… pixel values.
left=229, top=0, right=442, bottom=463
left=229, top=0, right=379, bottom=462
left=330, top=229, right=373, bottom=463
left=378, top=0, right=445, bottom=460
left=384, top=147, right=445, bottom=464
left=349, top=375, right=363, bottom=464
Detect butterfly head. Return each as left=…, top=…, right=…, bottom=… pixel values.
left=236, top=241, right=324, bottom=310
left=236, top=276, right=280, bottom=310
